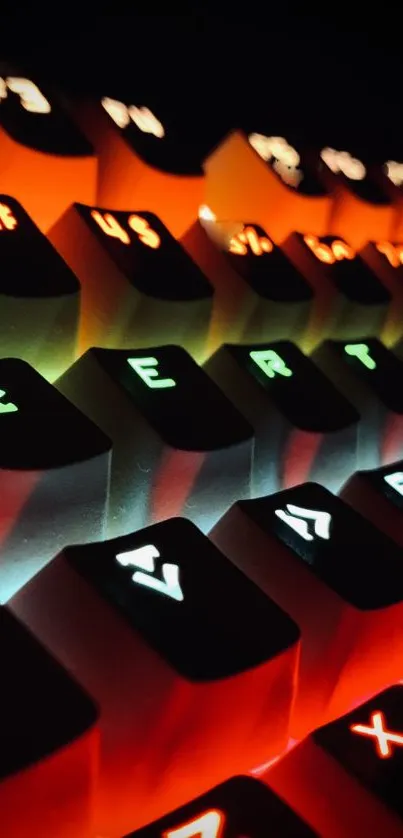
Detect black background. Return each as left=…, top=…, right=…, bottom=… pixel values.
left=1, top=11, right=403, bottom=161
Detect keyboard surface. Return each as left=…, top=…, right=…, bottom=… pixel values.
left=2, top=14, right=403, bottom=837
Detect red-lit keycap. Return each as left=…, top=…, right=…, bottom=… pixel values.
left=204, top=130, right=332, bottom=243
left=123, top=775, right=317, bottom=836
left=316, top=145, right=397, bottom=248
left=10, top=519, right=300, bottom=835
left=182, top=217, right=312, bottom=355
left=341, top=460, right=403, bottom=547
left=210, top=482, right=403, bottom=737
left=49, top=203, right=213, bottom=360
left=0, top=358, right=111, bottom=601
left=0, top=66, right=96, bottom=231
left=269, top=686, right=403, bottom=838
left=312, top=338, right=403, bottom=468
left=283, top=233, right=390, bottom=346
left=0, top=607, right=98, bottom=838
left=72, top=93, right=205, bottom=237
left=205, top=341, right=359, bottom=496
left=360, top=240, right=403, bottom=346
left=0, top=194, right=80, bottom=381
left=56, top=345, right=253, bottom=537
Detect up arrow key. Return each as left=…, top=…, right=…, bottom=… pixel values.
left=274, top=503, right=332, bottom=541
left=384, top=472, right=403, bottom=498
left=115, top=544, right=184, bottom=602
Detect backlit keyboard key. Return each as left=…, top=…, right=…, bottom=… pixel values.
left=284, top=233, right=390, bottom=345
left=182, top=218, right=312, bottom=354
left=205, top=340, right=359, bottom=495
left=317, top=145, right=397, bottom=247
left=124, top=775, right=317, bottom=837
left=49, top=203, right=213, bottom=360
left=0, top=358, right=110, bottom=600
left=360, top=240, right=403, bottom=346
left=56, top=345, right=253, bottom=536
left=313, top=338, right=403, bottom=467
left=210, top=482, right=403, bottom=735
left=341, top=460, right=403, bottom=547
left=10, top=518, right=300, bottom=834
left=0, top=607, right=97, bottom=838
left=0, top=67, right=96, bottom=231
left=270, top=686, right=403, bottom=838
left=73, top=94, right=205, bottom=237
left=204, top=130, right=332, bottom=243
left=0, top=194, right=80, bottom=381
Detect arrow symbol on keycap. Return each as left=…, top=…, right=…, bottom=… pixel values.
left=0, top=388, right=18, bottom=413
left=275, top=503, right=332, bottom=541
left=384, top=471, right=403, bottom=497
left=115, top=544, right=184, bottom=602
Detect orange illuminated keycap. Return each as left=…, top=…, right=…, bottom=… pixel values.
left=210, top=482, right=403, bottom=737
left=204, top=130, right=332, bottom=244
left=205, top=340, right=359, bottom=496
left=284, top=232, right=390, bottom=348
left=72, top=93, right=205, bottom=237
left=0, top=358, right=111, bottom=601
left=123, top=775, right=317, bottom=837
left=10, top=519, right=300, bottom=835
left=268, top=686, right=403, bottom=838
left=313, top=338, right=403, bottom=468
left=182, top=217, right=312, bottom=355
left=360, top=240, right=403, bottom=346
left=0, top=607, right=98, bottom=838
left=0, top=194, right=81, bottom=382
left=0, top=67, right=96, bottom=231
left=316, top=145, right=397, bottom=248
left=49, top=203, right=213, bottom=360
left=341, top=460, right=403, bottom=547
left=56, top=345, right=253, bottom=536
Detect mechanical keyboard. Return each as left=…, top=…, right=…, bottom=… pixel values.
left=3, top=17, right=403, bottom=837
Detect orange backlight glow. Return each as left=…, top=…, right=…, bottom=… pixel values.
left=90, top=210, right=161, bottom=249
left=350, top=710, right=403, bottom=759
left=303, top=233, right=355, bottom=264
left=163, top=809, right=225, bottom=838
left=376, top=240, right=403, bottom=268
left=0, top=203, right=17, bottom=231
left=229, top=225, right=273, bottom=256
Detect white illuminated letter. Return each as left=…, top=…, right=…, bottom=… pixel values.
left=384, top=472, right=403, bottom=497
left=275, top=504, right=331, bottom=541
left=128, top=105, right=165, bottom=138
left=101, top=96, right=130, bottom=128
left=163, top=810, right=223, bottom=838
left=0, top=389, right=18, bottom=414
left=127, top=356, right=176, bottom=389
left=6, top=77, right=51, bottom=114
left=116, top=544, right=184, bottom=602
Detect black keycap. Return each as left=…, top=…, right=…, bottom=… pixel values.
left=0, top=357, right=111, bottom=600
left=0, top=194, right=80, bottom=381
left=0, top=607, right=97, bottom=838
left=210, top=482, right=403, bottom=733
left=124, top=775, right=317, bottom=836
left=10, top=518, right=300, bottom=835
left=360, top=239, right=403, bottom=346
left=312, top=686, right=403, bottom=834
left=0, top=66, right=96, bottom=230
left=313, top=337, right=403, bottom=467
left=56, top=345, right=253, bottom=536
left=205, top=340, right=359, bottom=495
left=284, top=232, right=390, bottom=341
left=49, top=204, right=213, bottom=360
left=341, top=459, right=403, bottom=546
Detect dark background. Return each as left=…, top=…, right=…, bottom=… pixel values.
left=0, top=11, right=402, bottom=160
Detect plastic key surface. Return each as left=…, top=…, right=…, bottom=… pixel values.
left=0, top=66, right=96, bottom=230
left=0, top=357, right=111, bottom=600
left=0, top=194, right=80, bottom=381
left=0, top=607, right=98, bottom=838
left=210, top=482, right=403, bottom=736
left=56, top=345, right=253, bottom=536
left=341, top=459, right=403, bottom=546
left=123, top=775, right=318, bottom=837
left=205, top=340, right=359, bottom=495
left=49, top=203, right=213, bottom=360
left=10, top=518, right=300, bottom=835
